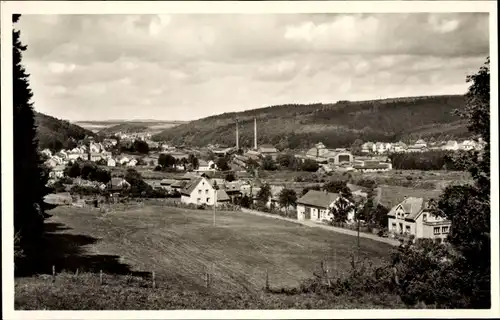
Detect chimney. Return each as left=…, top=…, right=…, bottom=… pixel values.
left=254, top=117, right=257, bottom=150
left=236, top=120, right=239, bottom=150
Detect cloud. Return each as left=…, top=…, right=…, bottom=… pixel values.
left=16, top=13, right=489, bottom=121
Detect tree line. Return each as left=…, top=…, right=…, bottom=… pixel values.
left=389, top=150, right=470, bottom=171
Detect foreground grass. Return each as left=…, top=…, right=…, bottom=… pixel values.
left=16, top=272, right=405, bottom=310
left=15, top=204, right=401, bottom=309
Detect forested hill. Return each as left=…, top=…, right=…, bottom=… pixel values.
left=152, top=95, right=470, bottom=149
left=35, top=112, right=97, bottom=152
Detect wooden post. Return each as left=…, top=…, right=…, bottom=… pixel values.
left=213, top=189, right=217, bottom=227
left=52, top=265, right=56, bottom=283
left=75, top=268, right=79, bottom=277
left=265, top=269, right=269, bottom=291
left=152, top=271, right=156, bottom=289
left=100, top=270, right=103, bottom=285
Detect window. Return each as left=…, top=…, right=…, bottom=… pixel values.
left=197, top=198, right=201, bottom=203
left=423, top=214, right=427, bottom=222
left=442, top=226, right=449, bottom=234
left=206, top=198, right=210, bottom=202
left=198, top=190, right=201, bottom=194
left=433, top=227, right=440, bottom=235
left=405, top=225, right=411, bottom=233
left=205, top=189, right=208, bottom=194
left=392, top=223, right=396, bottom=230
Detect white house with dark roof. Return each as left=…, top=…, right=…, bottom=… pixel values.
left=296, top=190, right=355, bottom=223
left=387, top=197, right=451, bottom=239
left=181, top=177, right=216, bottom=206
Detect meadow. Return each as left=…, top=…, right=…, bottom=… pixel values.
left=15, top=204, right=400, bottom=309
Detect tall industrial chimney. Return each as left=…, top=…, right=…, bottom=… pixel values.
left=254, top=117, right=257, bottom=150
left=236, top=120, right=239, bottom=150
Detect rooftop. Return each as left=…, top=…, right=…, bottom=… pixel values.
left=297, top=190, right=339, bottom=209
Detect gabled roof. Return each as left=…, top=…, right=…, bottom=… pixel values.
left=387, top=197, right=426, bottom=221
left=171, top=180, right=187, bottom=188
left=181, top=177, right=213, bottom=196
left=297, top=190, right=339, bottom=209
left=160, top=178, right=176, bottom=185
left=216, top=189, right=231, bottom=202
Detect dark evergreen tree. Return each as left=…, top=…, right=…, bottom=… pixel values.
left=13, top=14, right=48, bottom=273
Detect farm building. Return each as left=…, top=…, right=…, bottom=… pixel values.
left=258, top=145, right=279, bottom=160
left=296, top=190, right=355, bottom=223
left=107, top=178, right=131, bottom=192
left=387, top=197, right=451, bottom=240
left=180, top=177, right=217, bottom=206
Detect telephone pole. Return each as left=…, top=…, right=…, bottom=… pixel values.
left=213, top=185, right=217, bottom=227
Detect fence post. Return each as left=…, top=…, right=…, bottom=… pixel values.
left=75, top=268, right=79, bottom=277
left=265, top=269, right=270, bottom=291
left=152, top=271, right=156, bottom=289
left=100, top=270, right=103, bottom=285
left=52, top=265, right=56, bottom=283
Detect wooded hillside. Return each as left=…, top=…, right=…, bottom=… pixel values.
left=152, top=95, right=469, bottom=149
left=35, top=112, right=96, bottom=151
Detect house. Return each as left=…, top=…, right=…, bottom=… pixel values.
left=361, top=142, right=374, bottom=154
left=107, top=158, right=116, bottom=167
left=106, top=177, right=131, bottom=192
left=414, top=139, right=427, bottom=149
left=196, top=159, right=216, bottom=172
left=171, top=180, right=188, bottom=192
left=118, top=157, right=130, bottom=165
left=258, top=145, right=279, bottom=160
left=393, top=141, right=408, bottom=153
left=442, top=140, right=459, bottom=151
left=89, top=142, right=101, bottom=153
left=127, top=159, right=138, bottom=167
left=407, top=144, right=426, bottom=153
left=216, top=189, right=231, bottom=204
left=244, top=150, right=261, bottom=161
left=49, top=165, right=65, bottom=179
left=90, top=153, right=103, bottom=162
left=459, top=140, right=477, bottom=151
left=296, top=190, right=355, bottom=223
left=353, top=162, right=392, bottom=172
left=44, top=158, right=58, bottom=169
left=180, top=177, right=217, bottom=206
left=40, top=149, right=52, bottom=158
left=387, top=197, right=451, bottom=240
left=212, top=147, right=234, bottom=157
left=305, top=142, right=353, bottom=164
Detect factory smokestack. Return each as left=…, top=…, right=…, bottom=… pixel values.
left=254, top=117, right=257, bottom=150
left=236, top=120, right=239, bottom=150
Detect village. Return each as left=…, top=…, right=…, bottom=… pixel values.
left=40, top=117, right=484, bottom=243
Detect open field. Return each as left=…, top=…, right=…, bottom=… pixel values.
left=27, top=205, right=392, bottom=292
left=16, top=203, right=403, bottom=309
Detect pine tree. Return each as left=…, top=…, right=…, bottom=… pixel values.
left=13, top=14, right=48, bottom=273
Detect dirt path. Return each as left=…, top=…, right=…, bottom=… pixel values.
left=240, top=208, right=400, bottom=247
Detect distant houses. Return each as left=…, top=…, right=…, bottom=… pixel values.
left=302, top=142, right=354, bottom=164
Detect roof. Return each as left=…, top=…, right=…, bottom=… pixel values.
left=353, top=163, right=389, bottom=170
left=160, top=178, right=176, bottom=185
left=259, top=145, right=278, bottom=153
left=53, top=165, right=66, bottom=171
left=216, top=189, right=231, bottom=202
left=387, top=197, right=425, bottom=221
left=181, top=177, right=205, bottom=196
left=297, top=190, right=339, bottom=208
left=171, top=180, right=187, bottom=188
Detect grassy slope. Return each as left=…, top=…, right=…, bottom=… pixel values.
left=152, top=95, right=469, bottom=148
left=15, top=205, right=399, bottom=309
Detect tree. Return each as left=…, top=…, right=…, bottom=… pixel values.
left=188, top=154, right=199, bottom=170
left=300, top=159, right=319, bottom=172
left=216, top=157, right=230, bottom=171
left=256, top=183, right=271, bottom=207
left=225, top=172, right=236, bottom=182
left=329, top=193, right=355, bottom=224
left=278, top=188, right=297, bottom=215
left=350, top=139, right=364, bottom=155
left=132, top=140, right=149, bottom=154
left=323, top=180, right=352, bottom=199
left=262, top=155, right=277, bottom=171
left=13, top=14, right=49, bottom=273
left=240, top=194, right=252, bottom=208
left=64, top=162, right=81, bottom=178
left=391, top=57, right=491, bottom=308
left=277, top=154, right=293, bottom=168
left=158, top=153, right=176, bottom=168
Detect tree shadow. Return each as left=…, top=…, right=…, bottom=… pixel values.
left=22, top=221, right=149, bottom=278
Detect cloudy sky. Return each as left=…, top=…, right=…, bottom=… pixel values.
left=17, top=13, right=489, bottom=122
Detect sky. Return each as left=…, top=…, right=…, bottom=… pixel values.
left=17, top=13, right=489, bottom=122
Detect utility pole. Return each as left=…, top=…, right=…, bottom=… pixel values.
left=213, top=184, right=217, bottom=227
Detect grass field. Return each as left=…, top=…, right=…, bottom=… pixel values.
left=16, top=204, right=403, bottom=309
left=38, top=205, right=392, bottom=291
